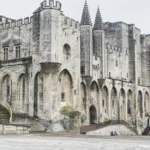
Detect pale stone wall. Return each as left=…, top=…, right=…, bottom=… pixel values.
left=0, top=0, right=149, bottom=133
left=87, top=125, right=136, bottom=136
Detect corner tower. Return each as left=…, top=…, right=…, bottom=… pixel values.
left=93, top=6, right=106, bottom=78
left=32, top=0, right=62, bottom=66
left=80, top=1, right=93, bottom=77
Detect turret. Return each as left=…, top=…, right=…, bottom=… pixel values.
left=80, top=1, right=93, bottom=77
left=32, top=0, right=62, bottom=66
left=93, top=6, right=106, bottom=78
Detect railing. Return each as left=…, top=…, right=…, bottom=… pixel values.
left=80, top=120, right=138, bottom=135
left=142, top=126, right=150, bottom=135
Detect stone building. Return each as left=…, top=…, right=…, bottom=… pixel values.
left=0, top=0, right=149, bottom=131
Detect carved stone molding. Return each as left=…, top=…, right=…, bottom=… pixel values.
left=98, top=78, right=105, bottom=89
left=83, top=76, right=92, bottom=87
left=40, top=62, right=61, bottom=74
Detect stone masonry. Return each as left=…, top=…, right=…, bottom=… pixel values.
left=0, top=0, right=149, bottom=132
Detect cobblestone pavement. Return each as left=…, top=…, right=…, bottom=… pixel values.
left=0, top=134, right=150, bottom=150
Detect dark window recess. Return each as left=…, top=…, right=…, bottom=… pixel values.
left=102, top=99, right=104, bottom=107
left=3, top=47, right=8, bottom=60
left=81, top=67, right=85, bottom=74
left=91, top=84, right=94, bottom=91
left=109, top=72, right=111, bottom=78
left=138, top=78, right=140, bottom=85
left=16, top=46, right=21, bottom=58
left=61, top=92, right=65, bottom=102
left=116, top=60, right=118, bottom=67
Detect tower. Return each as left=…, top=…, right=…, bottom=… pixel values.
left=80, top=1, right=93, bottom=77
left=32, top=0, right=62, bottom=68
left=93, top=6, right=106, bottom=78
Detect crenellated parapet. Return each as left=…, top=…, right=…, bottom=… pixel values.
left=40, top=0, right=62, bottom=11
left=0, top=17, right=33, bottom=30
left=107, top=44, right=121, bottom=54
left=63, top=16, right=80, bottom=30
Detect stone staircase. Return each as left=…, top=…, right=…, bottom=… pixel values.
left=80, top=120, right=138, bottom=135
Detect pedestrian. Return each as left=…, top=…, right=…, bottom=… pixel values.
left=114, top=131, right=118, bottom=136
left=111, top=131, right=114, bottom=136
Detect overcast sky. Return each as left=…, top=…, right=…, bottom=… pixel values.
left=0, top=0, right=149, bottom=34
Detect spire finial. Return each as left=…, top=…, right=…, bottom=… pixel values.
left=80, top=1, right=92, bottom=25
left=94, top=6, right=103, bottom=30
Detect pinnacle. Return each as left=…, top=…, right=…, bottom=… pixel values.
left=80, top=1, right=92, bottom=26
left=94, top=6, right=103, bottom=30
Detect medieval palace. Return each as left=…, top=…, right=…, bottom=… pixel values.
left=0, top=0, right=149, bottom=133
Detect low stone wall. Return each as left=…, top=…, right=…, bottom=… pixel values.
left=87, top=125, right=136, bottom=136
left=0, top=124, right=31, bottom=135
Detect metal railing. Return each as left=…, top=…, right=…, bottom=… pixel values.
left=80, top=120, right=138, bottom=135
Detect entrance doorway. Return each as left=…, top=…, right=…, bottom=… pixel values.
left=89, top=105, right=97, bottom=124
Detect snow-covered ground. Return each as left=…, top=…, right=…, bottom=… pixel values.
left=0, top=134, right=150, bottom=150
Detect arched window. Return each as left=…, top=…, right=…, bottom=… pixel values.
left=63, top=44, right=71, bottom=60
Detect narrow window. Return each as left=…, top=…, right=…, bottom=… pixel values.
left=102, top=99, right=104, bottom=107
left=138, top=78, right=140, bottom=85
left=116, top=60, right=118, bottom=67
left=3, top=47, right=8, bottom=60
left=61, top=92, right=65, bottom=102
left=16, top=46, right=21, bottom=58
left=109, top=72, right=111, bottom=78
left=81, top=67, right=85, bottom=74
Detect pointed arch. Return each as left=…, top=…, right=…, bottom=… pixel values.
left=34, top=72, right=43, bottom=117
left=90, top=81, right=99, bottom=114
left=119, top=88, right=126, bottom=120
left=111, top=87, right=117, bottom=119
left=89, top=105, right=97, bottom=124
left=102, top=86, right=109, bottom=115
left=144, top=92, right=149, bottom=114
left=2, top=75, right=12, bottom=105
left=58, top=69, right=73, bottom=105
left=138, top=91, right=143, bottom=118
left=80, top=82, right=86, bottom=114
left=127, top=90, right=132, bottom=117
left=18, top=74, right=26, bottom=113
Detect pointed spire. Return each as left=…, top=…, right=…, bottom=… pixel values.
left=94, top=6, right=103, bottom=30
left=81, top=1, right=92, bottom=25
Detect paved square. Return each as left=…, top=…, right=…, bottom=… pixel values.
left=0, top=135, right=150, bottom=150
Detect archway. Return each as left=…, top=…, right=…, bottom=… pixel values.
left=119, top=88, right=126, bottom=120
left=138, top=91, right=143, bottom=118
left=127, top=90, right=132, bottom=118
left=144, top=92, right=149, bottom=115
left=2, top=75, right=12, bottom=105
left=102, top=86, right=109, bottom=115
left=89, top=105, right=97, bottom=124
left=111, top=87, right=117, bottom=119
left=80, top=82, right=86, bottom=114
left=58, top=69, right=73, bottom=105
left=34, top=72, right=43, bottom=117
left=18, top=74, right=26, bottom=113
left=90, top=81, right=99, bottom=105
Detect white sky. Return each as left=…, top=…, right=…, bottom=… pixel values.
left=0, top=0, right=149, bottom=34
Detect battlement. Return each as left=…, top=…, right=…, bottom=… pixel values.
left=0, top=16, right=33, bottom=30
left=64, top=16, right=80, bottom=30
left=40, top=0, right=62, bottom=11
left=107, top=44, right=121, bottom=53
